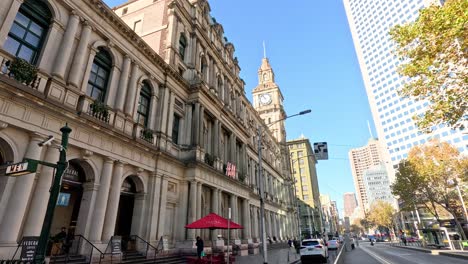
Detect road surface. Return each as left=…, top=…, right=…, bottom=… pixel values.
left=342, top=242, right=468, bottom=264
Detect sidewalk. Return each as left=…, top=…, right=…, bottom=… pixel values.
left=235, top=247, right=300, bottom=264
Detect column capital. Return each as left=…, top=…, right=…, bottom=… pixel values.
left=103, top=157, right=116, bottom=163
left=81, top=19, right=93, bottom=30
left=69, top=9, right=79, bottom=18
left=116, top=160, right=127, bottom=167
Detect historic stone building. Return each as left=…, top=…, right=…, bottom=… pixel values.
left=0, top=0, right=297, bottom=259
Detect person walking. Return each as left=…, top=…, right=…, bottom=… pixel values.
left=196, top=236, right=204, bottom=259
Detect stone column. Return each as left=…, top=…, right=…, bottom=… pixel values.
left=156, top=86, right=170, bottom=133
left=242, top=199, right=251, bottom=239
left=213, top=119, right=219, bottom=157
left=230, top=134, right=236, bottom=164
left=0, top=0, right=24, bottom=47
left=89, top=158, right=115, bottom=242
left=145, top=173, right=162, bottom=242
left=176, top=181, right=189, bottom=241
left=23, top=144, right=60, bottom=236
left=75, top=182, right=98, bottom=239
left=52, top=11, right=80, bottom=79
left=183, top=103, right=193, bottom=145
left=211, top=188, right=219, bottom=215
left=156, top=176, right=168, bottom=239
left=188, top=33, right=197, bottom=67
left=253, top=207, right=259, bottom=240
left=229, top=194, right=236, bottom=238
left=124, top=63, right=140, bottom=117
left=198, top=105, right=204, bottom=147
left=79, top=47, right=97, bottom=94
left=130, top=193, right=146, bottom=237
left=166, top=92, right=175, bottom=137
left=196, top=182, right=202, bottom=237
left=115, top=55, right=131, bottom=112
left=188, top=180, right=197, bottom=239
left=148, top=95, right=158, bottom=131
left=67, top=21, right=92, bottom=88
left=0, top=135, right=43, bottom=243
left=192, top=103, right=200, bottom=145
left=101, top=162, right=124, bottom=242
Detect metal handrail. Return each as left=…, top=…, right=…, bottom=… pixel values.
left=129, top=235, right=159, bottom=263
left=74, top=235, right=105, bottom=264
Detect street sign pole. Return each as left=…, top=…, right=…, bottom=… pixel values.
left=34, top=124, right=72, bottom=264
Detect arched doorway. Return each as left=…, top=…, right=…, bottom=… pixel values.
left=115, top=177, right=137, bottom=238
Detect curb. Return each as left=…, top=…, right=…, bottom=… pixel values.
left=394, top=245, right=468, bottom=260
left=288, top=260, right=300, bottom=264
left=439, top=252, right=468, bottom=260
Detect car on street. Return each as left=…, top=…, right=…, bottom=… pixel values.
left=300, top=239, right=328, bottom=263
left=406, top=237, right=419, bottom=243
left=327, top=239, right=339, bottom=250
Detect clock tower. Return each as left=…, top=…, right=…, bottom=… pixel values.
left=253, top=57, right=286, bottom=143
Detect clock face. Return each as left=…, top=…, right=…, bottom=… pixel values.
left=259, top=93, right=272, bottom=105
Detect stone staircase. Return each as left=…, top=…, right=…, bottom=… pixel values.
left=49, top=254, right=88, bottom=264
left=120, top=251, right=186, bottom=264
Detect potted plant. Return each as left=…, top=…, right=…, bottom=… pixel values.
left=7, top=57, right=38, bottom=85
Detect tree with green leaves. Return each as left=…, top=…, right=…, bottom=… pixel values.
left=391, top=140, right=468, bottom=239
left=389, top=0, right=468, bottom=131
left=367, top=200, right=396, bottom=239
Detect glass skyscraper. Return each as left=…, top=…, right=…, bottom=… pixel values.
left=343, top=0, right=467, bottom=167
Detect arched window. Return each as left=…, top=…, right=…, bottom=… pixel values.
left=87, top=47, right=112, bottom=102
left=179, top=34, right=187, bottom=61
left=200, top=56, right=207, bottom=81
left=137, top=81, right=151, bottom=127
left=4, top=0, right=52, bottom=64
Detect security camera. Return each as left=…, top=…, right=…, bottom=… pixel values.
left=38, top=135, right=55, bottom=147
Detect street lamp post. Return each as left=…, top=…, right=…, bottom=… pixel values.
left=34, top=125, right=72, bottom=264
left=257, top=109, right=311, bottom=264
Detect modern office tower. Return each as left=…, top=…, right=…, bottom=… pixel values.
left=288, top=137, right=323, bottom=233
left=343, top=0, right=467, bottom=167
left=348, top=138, right=386, bottom=210
left=363, top=163, right=394, bottom=209
left=343, top=192, right=358, bottom=218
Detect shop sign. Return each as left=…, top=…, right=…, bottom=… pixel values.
left=20, top=236, right=39, bottom=261
left=111, top=236, right=122, bottom=254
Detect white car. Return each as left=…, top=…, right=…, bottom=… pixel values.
left=327, top=239, right=339, bottom=250
left=300, top=239, right=328, bottom=263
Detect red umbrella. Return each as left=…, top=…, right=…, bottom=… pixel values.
left=185, top=213, right=244, bottom=229
left=185, top=213, right=243, bottom=264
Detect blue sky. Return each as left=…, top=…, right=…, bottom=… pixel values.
left=104, top=0, right=375, bottom=215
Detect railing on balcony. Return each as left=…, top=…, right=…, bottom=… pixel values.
left=0, top=52, right=47, bottom=92
left=140, top=127, right=154, bottom=144
left=88, top=102, right=110, bottom=123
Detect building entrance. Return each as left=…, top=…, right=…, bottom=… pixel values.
left=49, top=161, right=85, bottom=255
left=115, top=178, right=136, bottom=238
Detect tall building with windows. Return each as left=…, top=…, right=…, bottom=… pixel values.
left=348, top=138, right=386, bottom=210
left=343, top=0, right=467, bottom=168
left=362, top=163, right=393, bottom=209
left=287, top=136, right=322, bottom=234
left=0, top=0, right=297, bottom=259
left=343, top=192, right=357, bottom=218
